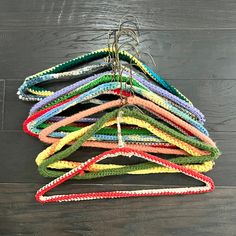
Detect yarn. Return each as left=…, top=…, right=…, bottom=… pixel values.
left=18, top=48, right=190, bottom=102
left=36, top=147, right=215, bottom=203
left=35, top=107, right=219, bottom=178
left=23, top=78, right=208, bottom=138
left=17, top=22, right=220, bottom=203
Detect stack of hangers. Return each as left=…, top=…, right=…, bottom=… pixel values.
left=17, top=34, right=220, bottom=203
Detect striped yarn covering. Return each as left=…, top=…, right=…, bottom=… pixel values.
left=17, top=48, right=220, bottom=203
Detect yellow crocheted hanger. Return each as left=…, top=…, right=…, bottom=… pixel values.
left=35, top=103, right=216, bottom=178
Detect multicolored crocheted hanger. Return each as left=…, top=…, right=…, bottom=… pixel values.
left=18, top=48, right=189, bottom=102
left=22, top=70, right=219, bottom=179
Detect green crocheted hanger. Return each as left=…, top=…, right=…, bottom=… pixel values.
left=37, top=107, right=220, bottom=180
left=23, top=48, right=189, bottom=102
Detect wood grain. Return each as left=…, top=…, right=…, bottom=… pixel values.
left=0, top=184, right=235, bottom=236
left=0, top=80, right=4, bottom=130
left=0, top=0, right=235, bottom=234
left=1, top=30, right=236, bottom=80
left=1, top=0, right=236, bottom=30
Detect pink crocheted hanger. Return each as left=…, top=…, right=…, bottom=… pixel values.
left=38, top=96, right=214, bottom=152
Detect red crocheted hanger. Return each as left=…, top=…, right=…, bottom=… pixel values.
left=36, top=147, right=214, bottom=203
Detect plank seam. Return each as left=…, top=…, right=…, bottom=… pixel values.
left=1, top=80, right=5, bottom=130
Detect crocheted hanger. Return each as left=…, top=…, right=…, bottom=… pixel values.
left=23, top=80, right=208, bottom=138
left=36, top=103, right=215, bottom=177
left=24, top=74, right=207, bottom=144
left=24, top=18, right=218, bottom=180
left=18, top=47, right=189, bottom=102
left=23, top=90, right=208, bottom=151
left=35, top=107, right=219, bottom=181
left=17, top=15, right=220, bottom=204
left=35, top=148, right=215, bottom=203
left=17, top=63, right=110, bottom=101
left=28, top=67, right=204, bottom=123
left=38, top=96, right=213, bottom=146
left=20, top=17, right=206, bottom=149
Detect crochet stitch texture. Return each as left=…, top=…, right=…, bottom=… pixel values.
left=18, top=27, right=220, bottom=203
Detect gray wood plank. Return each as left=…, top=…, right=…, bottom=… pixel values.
left=173, top=79, right=236, bottom=132
left=3, top=80, right=30, bottom=131
left=0, top=184, right=235, bottom=236
left=0, top=80, right=4, bottom=130
left=1, top=30, right=236, bottom=80
left=1, top=0, right=236, bottom=30
left=0, top=0, right=235, bottom=234
left=4, top=79, right=236, bottom=132
left=0, top=130, right=234, bottom=186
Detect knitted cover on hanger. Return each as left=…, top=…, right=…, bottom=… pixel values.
left=17, top=58, right=220, bottom=196
left=17, top=23, right=220, bottom=203
left=23, top=87, right=209, bottom=153
left=17, top=48, right=190, bottom=102
left=37, top=96, right=214, bottom=151
left=23, top=77, right=208, bottom=138
left=36, top=147, right=215, bottom=203
left=35, top=107, right=219, bottom=180
left=26, top=69, right=204, bottom=123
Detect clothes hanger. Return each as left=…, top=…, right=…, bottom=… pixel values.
left=36, top=147, right=215, bottom=203
left=38, top=96, right=214, bottom=146
left=25, top=72, right=205, bottom=145
left=36, top=105, right=218, bottom=166
left=18, top=47, right=190, bottom=103
left=27, top=67, right=204, bottom=124
left=25, top=21, right=218, bottom=179
left=17, top=63, right=110, bottom=101
left=23, top=80, right=208, bottom=139
left=36, top=109, right=214, bottom=178
left=20, top=18, right=206, bottom=148
left=28, top=68, right=205, bottom=124
left=35, top=106, right=219, bottom=181
left=18, top=15, right=220, bottom=204
left=44, top=155, right=214, bottom=175
left=25, top=72, right=206, bottom=142
left=23, top=88, right=208, bottom=150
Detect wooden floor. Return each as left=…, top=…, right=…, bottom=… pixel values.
left=0, top=0, right=236, bottom=235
